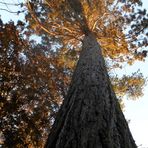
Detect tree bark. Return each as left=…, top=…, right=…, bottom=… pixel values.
left=45, top=33, right=137, bottom=148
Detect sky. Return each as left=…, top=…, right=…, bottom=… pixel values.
left=123, top=62, right=148, bottom=147
left=121, top=1, right=148, bottom=147
left=0, top=0, right=148, bottom=147
left=121, top=59, right=148, bottom=148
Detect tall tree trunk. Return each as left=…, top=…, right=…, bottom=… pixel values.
left=45, top=33, right=137, bottom=148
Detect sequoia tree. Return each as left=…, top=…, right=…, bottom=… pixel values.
left=0, top=0, right=147, bottom=147
left=45, top=33, right=137, bottom=148
left=44, top=0, right=142, bottom=147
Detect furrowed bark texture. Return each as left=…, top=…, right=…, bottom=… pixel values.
left=45, top=33, right=137, bottom=148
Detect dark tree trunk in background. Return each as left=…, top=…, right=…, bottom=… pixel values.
left=45, top=33, right=137, bottom=148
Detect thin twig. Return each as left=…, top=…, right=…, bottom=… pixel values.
left=0, top=8, right=23, bottom=14
left=0, top=1, right=21, bottom=6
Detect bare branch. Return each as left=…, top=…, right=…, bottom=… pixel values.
left=0, top=1, right=21, bottom=6
left=0, top=8, right=19, bottom=13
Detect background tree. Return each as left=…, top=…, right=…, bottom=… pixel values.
left=0, top=19, right=78, bottom=147
left=0, top=20, right=60, bottom=147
